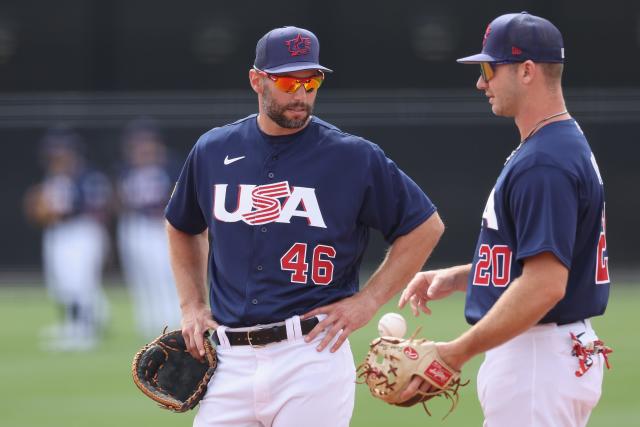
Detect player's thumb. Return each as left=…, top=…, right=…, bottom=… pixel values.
left=205, top=319, right=219, bottom=331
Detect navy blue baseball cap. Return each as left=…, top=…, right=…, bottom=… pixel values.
left=457, top=12, right=564, bottom=64
left=254, top=26, right=333, bottom=74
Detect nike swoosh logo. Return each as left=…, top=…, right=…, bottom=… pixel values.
left=224, top=155, right=245, bottom=165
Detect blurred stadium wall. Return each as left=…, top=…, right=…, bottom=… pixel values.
left=1, top=0, right=638, bottom=277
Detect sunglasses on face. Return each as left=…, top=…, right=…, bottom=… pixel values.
left=479, top=62, right=496, bottom=82
left=479, top=61, right=526, bottom=82
left=254, top=68, right=324, bottom=93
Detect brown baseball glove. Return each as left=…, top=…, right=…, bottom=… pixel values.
left=357, top=332, right=468, bottom=417
left=132, top=329, right=217, bottom=412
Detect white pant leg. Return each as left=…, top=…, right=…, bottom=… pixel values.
left=478, top=320, right=604, bottom=427
left=263, top=327, right=355, bottom=427
left=43, top=217, right=109, bottom=332
left=194, top=317, right=355, bottom=427
left=142, top=218, right=181, bottom=330
left=119, top=215, right=153, bottom=336
left=43, top=228, right=63, bottom=303
left=193, top=343, right=262, bottom=427
left=118, top=215, right=181, bottom=337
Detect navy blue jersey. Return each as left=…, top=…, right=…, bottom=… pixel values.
left=465, top=119, right=610, bottom=325
left=119, top=165, right=174, bottom=217
left=42, top=169, right=111, bottom=220
left=166, top=115, right=436, bottom=327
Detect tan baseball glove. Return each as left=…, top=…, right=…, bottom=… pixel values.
left=357, top=333, right=468, bottom=417
left=132, top=329, right=217, bottom=412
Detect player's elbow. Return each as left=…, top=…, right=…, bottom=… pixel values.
left=412, top=212, right=445, bottom=255
left=546, top=280, right=567, bottom=305
left=424, top=211, right=445, bottom=242
left=434, top=213, right=445, bottom=238
left=522, top=251, right=569, bottom=305
left=537, top=281, right=567, bottom=318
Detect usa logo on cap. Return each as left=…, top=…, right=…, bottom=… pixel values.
left=286, top=34, right=311, bottom=57
left=254, top=26, right=333, bottom=73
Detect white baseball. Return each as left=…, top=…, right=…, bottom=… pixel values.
left=377, top=312, right=407, bottom=338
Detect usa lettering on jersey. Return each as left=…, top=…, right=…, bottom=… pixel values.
left=213, top=181, right=327, bottom=228
left=482, top=188, right=498, bottom=230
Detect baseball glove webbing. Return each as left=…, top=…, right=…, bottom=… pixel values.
left=132, top=328, right=217, bottom=412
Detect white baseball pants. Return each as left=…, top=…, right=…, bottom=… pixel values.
left=478, top=319, right=604, bottom=427
left=194, top=315, right=356, bottom=427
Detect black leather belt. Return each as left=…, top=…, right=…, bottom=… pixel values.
left=211, top=317, right=319, bottom=346
left=556, top=319, right=585, bottom=326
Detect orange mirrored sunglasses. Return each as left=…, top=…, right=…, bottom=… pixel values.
left=480, top=61, right=524, bottom=82
left=480, top=62, right=495, bottom=82
left=254, top=68, right=324, bottom=93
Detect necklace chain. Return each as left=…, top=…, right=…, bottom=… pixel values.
left=523, top=110, right=568, bottom=142
left=504, top=110, right=569, bottom=165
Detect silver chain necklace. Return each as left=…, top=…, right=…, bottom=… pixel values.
left=504, top=110, right=568, bottom=165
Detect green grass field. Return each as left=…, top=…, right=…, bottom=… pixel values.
left=1, top=283, right=637, bottom=427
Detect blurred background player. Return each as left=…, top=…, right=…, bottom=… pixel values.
left=116, top=118, right=181, bottom=339
left=23, top=125, right=111, bottom=351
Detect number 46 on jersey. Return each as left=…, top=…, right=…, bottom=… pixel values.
left=280, top=243, right=336, bottom=286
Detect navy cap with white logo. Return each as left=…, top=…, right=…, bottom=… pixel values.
left=254, top=26, right=333, bottom=74
left=457, top=12, right=564, bottom=64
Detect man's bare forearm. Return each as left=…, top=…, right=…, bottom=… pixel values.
left=445, top=264, right=472, bottom=292
left=166, top=221, right=209, bottom=310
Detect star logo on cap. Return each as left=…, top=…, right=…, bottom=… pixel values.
left=285, top=34, right=311, bottom=57
left=483, top=24, right=491, bottom=47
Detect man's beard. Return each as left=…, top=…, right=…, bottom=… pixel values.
left=262, top=86, right=314, bottom=129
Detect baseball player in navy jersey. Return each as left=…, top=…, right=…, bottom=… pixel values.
left=165, top=26, right=444, bottom=426
left=398, top=13, right=611, bottom=427
left=24, top=126, right=112, bottom=351
left=116, top=118, right=181, bottom=338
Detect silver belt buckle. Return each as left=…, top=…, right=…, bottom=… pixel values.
left=246, top=326, right=266, bottom=348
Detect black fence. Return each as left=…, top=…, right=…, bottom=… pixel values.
left=2, top=88, right=637, bottom=272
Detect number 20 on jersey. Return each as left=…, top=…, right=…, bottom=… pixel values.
left=473, top=244, right=513, bottom=287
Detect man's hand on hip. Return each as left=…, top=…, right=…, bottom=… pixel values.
left=302, top=292, right=378, bottom=353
